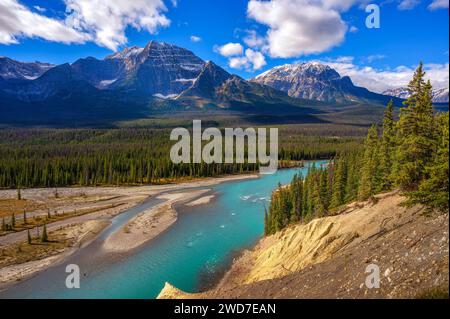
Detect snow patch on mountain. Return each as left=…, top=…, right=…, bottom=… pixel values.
left=153, top=93, right=178, bottom=99
left=174, top=78, right=196, bottom=83
left=98, top=78, right=118, bottom=88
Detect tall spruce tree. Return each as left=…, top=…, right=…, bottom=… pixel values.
left=358, top=125, right=380, bottom=200
left=290, top=174, right=303, bottom=223
left=330, top=156, right=347, bottom=208
left=406, top=112, right=449, bottom=211
left=392, top=63, right=436, bottom=191
left=379, top=100, right=395, bottom=190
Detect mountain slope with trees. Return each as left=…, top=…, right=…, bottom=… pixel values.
left=265, top=63, right=449, bottom=235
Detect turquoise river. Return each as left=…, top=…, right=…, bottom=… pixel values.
left=0, top=161, right=327, bottom=299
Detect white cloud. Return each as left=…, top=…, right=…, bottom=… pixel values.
left=0, top=0, right=89, bottom=45
left=215, top=42, right=244, bottom=57
left=247, top=0, right=352, bottom=58
left=33, top=5, right=46, bottom=13
left=228, top=48, right=267, bottom=71
left=428, top=0, right=449, bottom=10
left=349, top=26, right=358, bottom=33
left=0, top=0, right=174, bottom=51
left=398, top=0, right=420, bottom=10
left=334, top=56, right=354, bottom=63
left=364, top=54, right=386, bottom=63
left=318, top=58, right=449, bottom=93
left=229, top=56, right=249, bottom=69
left=245, top=49, right=267, bottom=70
left=190, top=35, right=202, bottom=42
left=65, top=0, right=171, bottom=51
left=243, top=30, right=267, bottom=50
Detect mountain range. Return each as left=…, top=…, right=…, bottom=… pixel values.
left=1, top=40, right=443, bottom=126
left=382, top=87, right=449, bottom=103
left=0, top=41, right=311, bottom=114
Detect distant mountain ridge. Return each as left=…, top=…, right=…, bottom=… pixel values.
left=383, top=87, right=449, bottom=103
left=2, top=41, right=321, bottom=125
left=1, top=43, right=401, bottom=107
left=0, top=57, right=54, bottom=81
left=251, top=62, right=402, bottom=105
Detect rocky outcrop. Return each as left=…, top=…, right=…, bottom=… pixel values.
left=252, top=62, right=401, bottom=105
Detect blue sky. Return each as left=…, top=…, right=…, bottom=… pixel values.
left=0, top=0, right=448, bottom=92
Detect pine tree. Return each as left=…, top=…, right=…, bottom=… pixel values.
left=23, top=210, right=27, bottom=225
left=379, top=100, right=395, bottom=190
left=17, top=187, right=21, bottom=200
left=311, top=170, right=326, bottom=217
left=1, top=217, right=5, bottom=232
left=392, top=64, right=436, bottom=191
left=11, top=213, right=15, bottom=229
left=406, top=112, right=449, bottom=211
left=358, top=125, right=380, bottom=200
left=289, top=174, right=303, bottom=222
left=302, top=171, right=311, bottom=219
left=371, top=140, right=383, bottom=194
left=41, top=224, right=48, bottom=242
left=330, top=156, right=347, bottom=208
left=27, top=229, right=32, bottom=245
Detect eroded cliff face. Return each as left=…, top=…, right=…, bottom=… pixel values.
left=158, top=191, right=449, bottom=299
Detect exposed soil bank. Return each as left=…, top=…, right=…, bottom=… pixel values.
left=158, top=191, right=449, bottom=299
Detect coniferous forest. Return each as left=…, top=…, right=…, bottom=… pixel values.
left=0, top=125, right=363, bottom=188
left=265, top=64, right=449, bottom=235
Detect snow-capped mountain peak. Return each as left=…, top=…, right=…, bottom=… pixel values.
left=251, top=62, right=368, bottom=103
left=106, top=46, right=144, bottom=60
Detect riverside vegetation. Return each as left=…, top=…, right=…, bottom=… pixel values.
left=265, top=64, right=449, bottom=235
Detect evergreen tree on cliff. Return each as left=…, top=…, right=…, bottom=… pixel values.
left=330, top=156, right=347, bottom=208
left=392, top=63, right=436, bottom=191
left=379, top=100, right=395, bottom=190
left=358, top=125, right=380, bottom=200
left=407, top=112, right=449, bottom=211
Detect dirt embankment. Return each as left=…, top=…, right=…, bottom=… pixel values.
left=158, top=191, right=449, bottom=299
